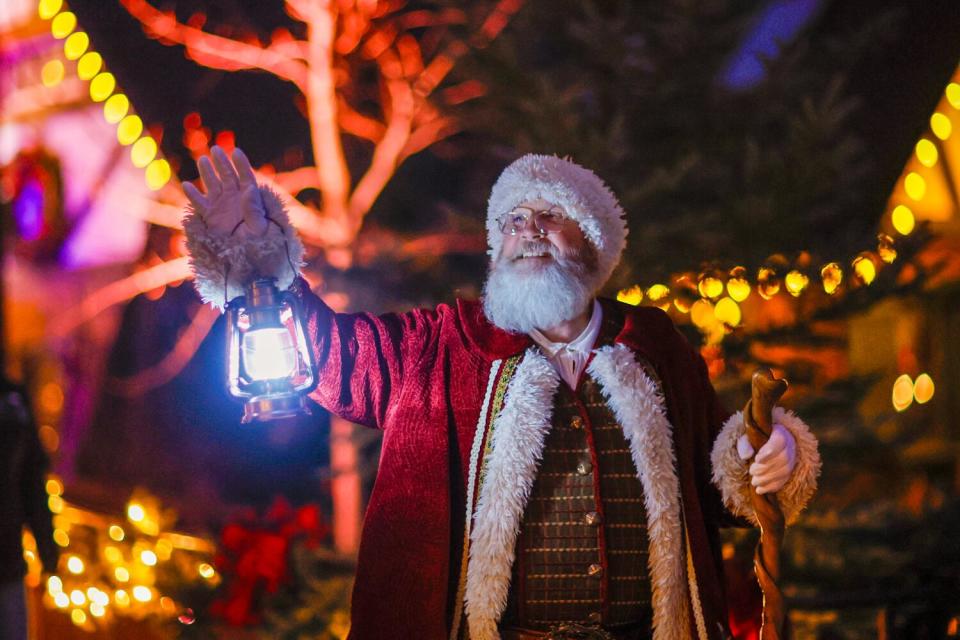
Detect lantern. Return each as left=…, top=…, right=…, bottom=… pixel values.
left=225, top=278, right=317, bottom=422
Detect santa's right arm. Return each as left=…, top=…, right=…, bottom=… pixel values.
left=182, top=146, right=434, bottom=428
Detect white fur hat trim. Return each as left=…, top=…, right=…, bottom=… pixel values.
left=486, top=154, right=628, bottom=284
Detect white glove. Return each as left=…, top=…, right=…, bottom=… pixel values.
left=183, top=146, right=268, bottom=239
left=737, top=423, right=796, bottom=495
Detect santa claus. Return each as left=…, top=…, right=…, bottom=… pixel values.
left=183, top=147, right=820, bottom=640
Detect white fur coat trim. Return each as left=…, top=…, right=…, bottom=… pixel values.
left=588, top=344, right=693, bottom=640
left=183, top=185, right=304, bottom=311
left=710, top=406, right=821, bottom=526
left=464, top=344, right=698, bottom=640
left=465, top=348, right=560, bottom=640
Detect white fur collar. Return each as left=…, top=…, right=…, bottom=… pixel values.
left=463, top=343, right=695, bottom=640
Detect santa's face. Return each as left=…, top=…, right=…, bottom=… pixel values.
left=483, top=199, right=603, bottom=334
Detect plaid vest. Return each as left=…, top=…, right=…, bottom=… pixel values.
left=500, top=315, right=654, bottom=633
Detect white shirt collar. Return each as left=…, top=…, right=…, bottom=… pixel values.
left=528, top=299, right=603, bottom=358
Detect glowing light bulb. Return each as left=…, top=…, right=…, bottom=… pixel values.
left=127, top=503, right=145, bottom=523
left=243, top=327, right=297, bottom=381
left=103, top=93, right=129, bottom=123
left=892, top=374, right=914, bottom=412
left=697, top=276, right=724, bottom=300
left=108, top=525, right=125, bottom=541
left=852, top=254, right=877, bottom=285
left=41, top=60, right=65, bottom=87
left=726, top=268, right=751, bottom=302
left=38, top=0, right=64, bottom=20
left=131, top=137, right=157, bottom=168
left=90, top=602, right=106, bottom=618
left=690, top=299, right=715, bottom=329
left=132, top=586, right=152, bottom=602
left=50, top=11, right=76, bottom=39
left=145, top=158, right=171, bottom=190
left=784, top=270, right=809, bottom=297
left=713, top=297, right=741, bottom=326
left=89, top=72, right=116, bottom=102
left=913, top=373, right=934, bottom=404
left=877, top=233, right=897, bottom=264
left=67, top=556, right=84, bottom=574
left=70, top=589, right=85, bottom=606
left=64, top=31, right=89, bottom=60
left=117, top=115, right=143, bottom=146
left=756, top=267, right=780, bottom=300
left=931, top=113, right=952, bottom=140
left=891, top=205, right=915, bottom=236
left=947, top=83, right=960, bottom=109
left=140, top=550, right=158, bottom=566
left=616, top=285, right=643, bottom=306
left=915, top=139, right=938, bottom=168
left=54, top=592, right=70, bottom=608
left=904, top=172, right=926, bottom=201
left=47, top=576, right=63, bottom=593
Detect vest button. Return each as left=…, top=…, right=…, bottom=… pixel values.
left=583, top=511, right=601, bottom=526
left=576, top=460, right=593, bottom=475
left=570, top=416, right=583, bottom=430
left=587, top=563, right=603, bottom=577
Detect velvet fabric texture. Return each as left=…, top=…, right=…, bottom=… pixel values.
left=292, top=282, right=785, bottom=640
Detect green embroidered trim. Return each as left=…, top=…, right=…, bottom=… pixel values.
left=477, top=353, right=522, bottom=496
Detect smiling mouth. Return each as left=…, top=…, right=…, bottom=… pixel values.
left=513, top=252, right=553, bottom=261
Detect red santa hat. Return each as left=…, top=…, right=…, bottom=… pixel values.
left=486, top=154, right=628, bottom=285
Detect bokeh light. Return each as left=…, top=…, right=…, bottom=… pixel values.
left=89, top=72, right=116, bottom=102
left=38, top=0, right=64, bottom=20
left=41, top=60, right=65, bottom=87
left=930, top=112, right=952, bottom=140
left=50, top=11, right=77, bottom=39
left=892, top=374, right=914, bottom=412
left=103, top=93, right=130, bottom=123
left=64, top=31, right=89, bottom=60
left=915, top=139, right=938, bottom=167
left=904, top=172, right=926, bottom=201
left=145, top=158, right=172, bottom=190
left=914, top=373, right=935, bottom=404
left=131, top=137, right=158, bottom=168
left=891, top=205, right=915, bottom=235
left=76, top=51, right=103, bottom=80
left=117, top=115, right=144, bottom=146
left=713, top=297, right=741, bottom=326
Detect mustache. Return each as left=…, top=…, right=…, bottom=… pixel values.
left=508, top=240, right=559, bottom=261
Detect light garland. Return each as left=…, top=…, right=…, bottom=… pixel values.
left=23, top=478, right=217, bottom=631
left=618, top=65, right=959, bottom=344
left=38, top=1, right=171, bottom=191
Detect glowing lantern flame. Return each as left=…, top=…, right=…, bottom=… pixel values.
left=892, top=374, right=914, bottom=412
left=913, top=373, right=934, bottom=404
left=891, top=205, right=915, bottom=236
left=852, top=253, right=877, bottom=285
left=713, top=297, right=741, bottom=326
left=877, top=233, right=897, bottom=264
left=784, top=270, right=809, bottom=297
left=757, top=267, right=780, bottom=300
left=616, top=285, right=643, bottom=306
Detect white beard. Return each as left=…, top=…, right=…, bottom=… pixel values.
left=482, top=241, right=602, bottom=334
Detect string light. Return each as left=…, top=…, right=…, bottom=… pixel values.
left=726, top=267, right=751, bottom=302
left=852, top=253, right=877, bottom=285
left=76, top=51, right=103, bottom=80
left=38, top=0, right=63, bottom=20
left=103, top=94, right=129, bottom=123
left=616, top=285, right=643, bottom=306
left=784, top=270, right=809, bottom=297
left=117, top=115, right=144, bottom=146
left=131, top=137, right=158, bottom=168
left=820, top=262, right=842, bottom=294
left=930, top=113, right=952, bottom=140
left=915, top=139, right=938, bottom=167
left=64, top=31, right=89, bottom=60
left=891, top=205, right=915, bottom=235
left=892, top=374, right=914, bottom=412
left=41, top=60, right=65, bottom=87
left=904, top=172, right=926, bottom=201
left=145, top=158, right=172, bottom=190
left=914, top=373, right=935, bottom=404
left=714, top=297, right=741, bottom=326
left=89, top=72, right=116, bottom=102
left=947, top=83, right=960, bottom=109
left=50, top=11, right=77, bottom=39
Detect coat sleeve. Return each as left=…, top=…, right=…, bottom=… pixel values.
left=707, top=365, right=822, bottom=527
left=290, top=278, right=439, bottom=429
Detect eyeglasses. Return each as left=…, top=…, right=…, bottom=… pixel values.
left=496, top=206, right=569, bottom=236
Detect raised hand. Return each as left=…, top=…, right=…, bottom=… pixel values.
left=183, top=146, right=268, bottom=238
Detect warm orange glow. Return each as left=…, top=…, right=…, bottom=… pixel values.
left=132, top=586, right=152, bottom=602
left=616, top=285, right=643, bottom=306
left=46, top=477, right=63, bottom=496
left=53, top=529, right=69, bottom=547
left=690, top=299, right=715, bottom=328
left=930, top=113, right=952, bottom=140
left=104, top=545, right=122, bottom=564
left=915, top=139, right=938, bottom=167
left=67, top=556, right=84, bottom=574
left=784, top=270, right=809, bottom=297
left=913, top=373, right=934, bottom=404
left=892, top=374, right=914, bottom=412
left=891, top=205, right=915, bottom=235
left=877, top=233, right=897, bottom=264
left=904, top=172, right=926, bottom=201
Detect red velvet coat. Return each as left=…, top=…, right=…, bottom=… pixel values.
left=294, top=282, right=737, bottom=640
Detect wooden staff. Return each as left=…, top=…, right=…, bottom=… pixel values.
left=744, top=368, right=789, bottom=640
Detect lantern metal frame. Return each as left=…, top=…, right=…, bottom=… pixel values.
left=225, top=278, right=317, bottom=423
